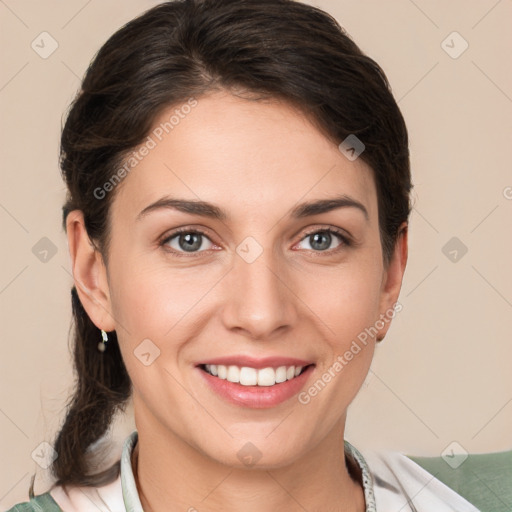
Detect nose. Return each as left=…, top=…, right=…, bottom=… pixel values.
left=220, top=246, right=299, bottom=341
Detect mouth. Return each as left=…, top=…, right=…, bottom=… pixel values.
left=200, top=363, right=311, bottom=387
left=196, top=360, right=316, bottom=408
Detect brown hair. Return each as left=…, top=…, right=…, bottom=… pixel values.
left=34, top=0, right=411, bottom=496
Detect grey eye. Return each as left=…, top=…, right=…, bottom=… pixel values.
left=165, top=232, right=214, bottom=253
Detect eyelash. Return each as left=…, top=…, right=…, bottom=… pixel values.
left=159, top=226, right=352, bottom=258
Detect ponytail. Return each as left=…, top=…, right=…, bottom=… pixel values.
left=30, top=286, right=131, bottom=495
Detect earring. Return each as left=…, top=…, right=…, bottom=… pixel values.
left=98, top=329, right=108, bottom=352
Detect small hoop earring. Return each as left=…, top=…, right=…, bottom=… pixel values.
left=98, top=329, right=108, bottom=352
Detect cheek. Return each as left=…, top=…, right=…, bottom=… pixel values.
left=295, top=255, right=382, bottom=399
left=107, top=254, right=223, bottom=390
left=299, top=277, right=378, bottom=421
left=299, top=258, right=383, bottom=344
left=109, top=254, right=208, bottom=337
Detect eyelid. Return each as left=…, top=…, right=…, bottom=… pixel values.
left=298, top=225, right=352, bottom=243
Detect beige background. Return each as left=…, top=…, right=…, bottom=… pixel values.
left=1, top=0, right=511, bottom=508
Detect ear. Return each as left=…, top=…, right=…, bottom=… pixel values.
left=376, top=221, right=408, bottom=340
left=66, top=210, right=116, bottom=332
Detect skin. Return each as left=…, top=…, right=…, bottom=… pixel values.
left=66, top=90, right=408, bottom=512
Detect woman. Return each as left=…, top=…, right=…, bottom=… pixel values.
left=8, top=0, right=482, bottom=510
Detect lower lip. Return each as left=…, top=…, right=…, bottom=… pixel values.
left=198, top=365, right=315, bottom=409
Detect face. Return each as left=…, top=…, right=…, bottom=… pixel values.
left=71, top=90, right=406, bottom=468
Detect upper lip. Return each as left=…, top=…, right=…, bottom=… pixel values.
left=196, top=355, right=315, bottom=369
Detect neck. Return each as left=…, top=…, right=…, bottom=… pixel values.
left=131, top=420, right=366, bottom=512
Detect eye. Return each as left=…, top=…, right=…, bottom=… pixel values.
left=160, top=228, right=216, bottom=255
left=295, top=228, right=351, bottom=253
left=160, top=226, right=351, bottom=257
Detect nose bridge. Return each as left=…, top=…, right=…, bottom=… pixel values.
left=222, top=238, right=297, bottom=339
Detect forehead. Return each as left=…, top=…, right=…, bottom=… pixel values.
left=111, top=91, right=377, bottom=225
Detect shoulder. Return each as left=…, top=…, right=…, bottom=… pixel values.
left=6, top=431, right=138, bottom=512
left=47, top=473, right=124, bottom=512
left=407, top=449, right=512, bottom=512
left=4, top=492, right=63, bottom=511
left=6, top=472, right=125, bottom=512
left=358, top=447, right=484, bottom=511
left=358, top=447, right=512, bottom=511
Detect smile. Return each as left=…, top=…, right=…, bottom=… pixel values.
left=197, top=356, right=315, bottom=408
left=202, top=364, right=308, bottom=386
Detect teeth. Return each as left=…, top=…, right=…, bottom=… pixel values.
left=275, top=366, right=287, bottom=383
left=239, top=367, right=258, bottom=386
left=217, top=364, right=227, bottom=379
left=204, top=364, right=305, bottom=386
left=227, top=365, right=240, bottom=383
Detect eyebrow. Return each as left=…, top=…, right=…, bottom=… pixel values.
left=136, top=194, right=369, bottom=222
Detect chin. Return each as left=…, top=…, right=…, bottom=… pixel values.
left=198, top=434, right=308, bottom=471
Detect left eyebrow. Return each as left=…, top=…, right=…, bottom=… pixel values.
left=136, top=194, right=369, bottom=222
left=290, top=195, right=369, bottom=221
